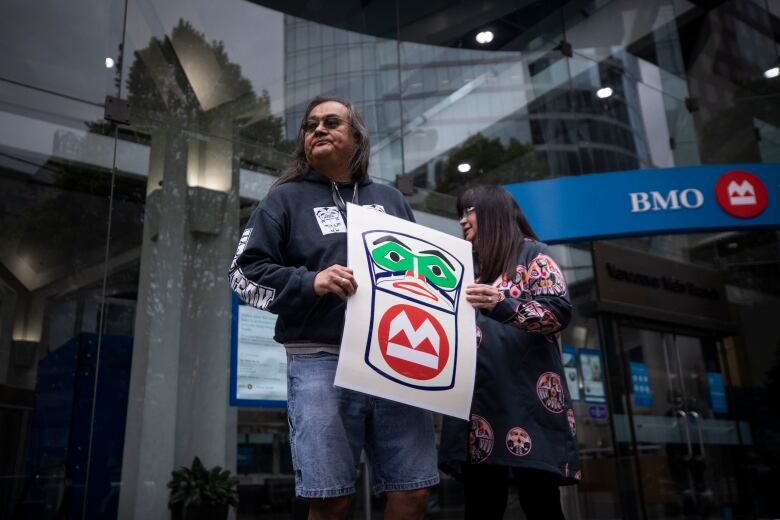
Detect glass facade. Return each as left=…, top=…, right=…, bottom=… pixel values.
left=0, top=0, right=778, bottom=518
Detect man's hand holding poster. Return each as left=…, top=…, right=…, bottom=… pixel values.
left=335, top=203, right=476, bottom=419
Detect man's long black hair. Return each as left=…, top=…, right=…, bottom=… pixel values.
left=273, top=96, right=371, bottom=187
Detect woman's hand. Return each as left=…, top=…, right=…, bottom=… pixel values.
left=465, top=283, right=501, bottom=311
left=314, top=264, right=358, bottom=300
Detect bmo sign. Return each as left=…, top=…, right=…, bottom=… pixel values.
left=629, top=170, right=769, bottom=218
left=715, top=170, right=768, bottom=218
left=629, top=189, right=704, bottom=213
left=505, top=164, right=779, bottom=244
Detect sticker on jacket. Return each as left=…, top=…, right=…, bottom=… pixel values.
left=313, top=206, right=346, bottom=234
left=364, top=204, right=386, bottom=213
left=313, top=205, right=386, bottom=235
left=506, top=426, right=532, bottom=457
left=536, top=371, right=566, bottom=413
left=469, top=414, right=494, bottom=463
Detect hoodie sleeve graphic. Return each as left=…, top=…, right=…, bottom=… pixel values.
left=230, top=227, right=276, bottom=309
left=229, top=205, right=318, bottom=315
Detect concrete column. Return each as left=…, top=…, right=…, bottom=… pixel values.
left=118, top=121, right=239, bottom=519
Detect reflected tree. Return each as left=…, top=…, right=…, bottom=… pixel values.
left=124, top=19, right=292, bottom=157
left=435, top=133, right=548, bottom=194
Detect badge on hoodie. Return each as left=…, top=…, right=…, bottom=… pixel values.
left=313, top=206, right=346, bottom=234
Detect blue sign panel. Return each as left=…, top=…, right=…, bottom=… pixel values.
left=707, top=372, right=728, bottom=414
left=629, top=362, right=653, bottom=408
left=505, top=163, right=780, bottom=243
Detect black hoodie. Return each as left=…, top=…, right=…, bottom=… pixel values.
left=229, top=170, right=415, bottom=350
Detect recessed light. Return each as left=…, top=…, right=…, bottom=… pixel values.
left=457, top=162, right=472, bottom=173
left=596, top=87, right=613, bottom=99
left=475, top=31, right=494, bottom=44
left=764, top=67, right=779, bottom=79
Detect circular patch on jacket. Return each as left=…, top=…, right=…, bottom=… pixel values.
left=469, top=414, right=494, bottom=463
left=476, top=325, right=483, bottom=348
left=567, top=409, right=576, bottom=437
left=505, top=426, right=532, bottom=457
left=536, top=372, right=566, bottom=413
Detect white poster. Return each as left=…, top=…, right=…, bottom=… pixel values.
left=562, top=346, right=580, bottom=401
left=579, top=349, right=606, bottom=404
left=236, top=305, right=287, bottom=402
left=334, top=203, right=476, bottom=419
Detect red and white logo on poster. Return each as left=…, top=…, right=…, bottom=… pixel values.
left=715, top=170, right=768, bottom=219
left=378, top=304, right=449, bottom=380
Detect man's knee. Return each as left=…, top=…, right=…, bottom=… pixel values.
left=399, top=487, right=430, bottom=502
left=386, top=487, right=431, bottom=512
left=308, top=494, right=353, bottom=520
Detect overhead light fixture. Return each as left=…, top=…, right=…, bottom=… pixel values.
left=596, top=87, right=613, bottom=99
left=105, top=57, right=115, bottom=69
left=764, top=66, right=779, bottom=79
left=475, top=31, right=494, bottom=44
left=457, top=162, right=472, bottom=173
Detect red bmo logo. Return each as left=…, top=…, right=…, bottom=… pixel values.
left=378, top=305, right=449, bottom=380
left=715, top=170, right=768, bottom=219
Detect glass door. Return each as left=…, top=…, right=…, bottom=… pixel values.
left=617, top=325, right=746, bottom=520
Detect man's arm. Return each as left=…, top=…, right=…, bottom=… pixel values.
left=229, top=205, right=318, bottom=314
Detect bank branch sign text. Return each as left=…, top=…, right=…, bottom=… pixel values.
left=505, top=163, right=779, bottom=243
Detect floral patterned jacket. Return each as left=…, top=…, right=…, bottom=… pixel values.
left=440, top=239, right=581, bottom=484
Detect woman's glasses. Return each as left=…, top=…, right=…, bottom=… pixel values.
left=302, top=116, right=347, bottom=133
left=461, top=206, right=476, bottom=219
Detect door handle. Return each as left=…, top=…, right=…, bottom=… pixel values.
left=676, top=410, right=694, bottom=461
left=689, top=410, right=706, bottom=461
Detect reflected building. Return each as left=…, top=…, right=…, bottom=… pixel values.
left=0, top=1, right=779, bottom=519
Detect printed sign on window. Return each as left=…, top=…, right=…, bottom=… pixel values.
left=579, top=348, right=606, bottom=404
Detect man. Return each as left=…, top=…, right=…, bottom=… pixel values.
left=230, top=96, right=438, bottom=520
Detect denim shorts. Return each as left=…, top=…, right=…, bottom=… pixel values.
left=286, top=352, right=440, bottom=498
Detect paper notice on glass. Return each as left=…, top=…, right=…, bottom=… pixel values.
left=562, top=345, right=580, bottom=401
left=579, top=348, right=606, bottom=404
left=334, top=203, right=476, bottom=419
left=235, top=305, right=286, bottom=402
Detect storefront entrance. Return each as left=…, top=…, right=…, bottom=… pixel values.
left=609, top=318, right=748, bottom=520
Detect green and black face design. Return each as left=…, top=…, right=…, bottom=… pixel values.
left=364, top=231, right=463, bottom=312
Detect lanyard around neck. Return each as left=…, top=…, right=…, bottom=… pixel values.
left=331, top=180, right=359, bottom=224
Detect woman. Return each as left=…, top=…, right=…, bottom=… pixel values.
left=440, top=185, right=580, bottom=520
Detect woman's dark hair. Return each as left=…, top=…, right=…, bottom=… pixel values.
left=273, top=96, right=371, bottom=186
left=456, top=185, right=539, bottom=283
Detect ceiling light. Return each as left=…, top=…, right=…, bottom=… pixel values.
left=596, top=87, right=613, bottom=99
left=457, top=162, right=472, bottom=173
left=475, top=31, right=494, bottom=44
left=764, top=66, right=779, bottom=79
left=105, top=57, right=115, bottom=69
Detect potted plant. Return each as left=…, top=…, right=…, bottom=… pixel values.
left=168, top=456, right=239, bottom=520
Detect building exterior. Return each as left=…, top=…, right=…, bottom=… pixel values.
left=0, top=1, right=778, bottom=519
